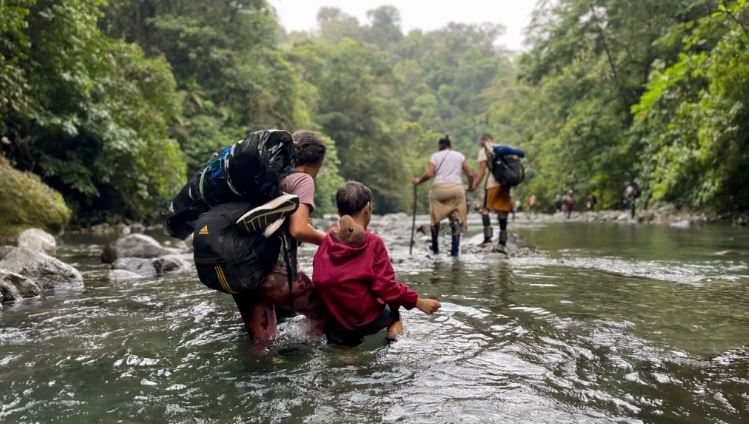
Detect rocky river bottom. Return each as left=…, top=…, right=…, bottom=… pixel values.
left=1, top=214, right=748, bottom=423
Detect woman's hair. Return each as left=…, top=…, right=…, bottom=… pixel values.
left=336, top=181, right=372, bottom=216
left=292, top=131, right=326, bottom=166
left=438, top=134, right=451, bottom=150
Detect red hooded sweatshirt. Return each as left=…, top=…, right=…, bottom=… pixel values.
left=312, top=231, right=419, bottom=331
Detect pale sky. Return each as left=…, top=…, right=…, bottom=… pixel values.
left=269, top=0, right=537, bottom=51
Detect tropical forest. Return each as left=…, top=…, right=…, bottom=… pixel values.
left=1, top=0, right=748, bottom=230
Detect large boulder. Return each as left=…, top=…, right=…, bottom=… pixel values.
left=0, top=155, right=70, bottom=243
left=112, top=257, right=157, bottom=277
left=17, top=228, right=57, bottom=255
left=0, top=269, right=41, bottom=302
left=0, top=246, right=82, bottom=288
left=101, top=234, right=175, bottom=263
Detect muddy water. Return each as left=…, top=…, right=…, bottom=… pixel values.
left=1, top=217, right=748, bottom=423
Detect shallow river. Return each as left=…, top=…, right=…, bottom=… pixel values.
left=1, top=217, right=748, bottom=423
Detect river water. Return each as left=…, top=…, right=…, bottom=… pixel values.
left=1, top=217, right=748, bottom=423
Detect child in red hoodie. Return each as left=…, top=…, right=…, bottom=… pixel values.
left=313, top=181, right=441, bottom=346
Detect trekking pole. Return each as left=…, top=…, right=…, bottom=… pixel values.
left=409, top=184, right=417, bottom=255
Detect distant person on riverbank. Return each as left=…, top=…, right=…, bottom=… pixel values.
left=313, top=181, right=441, bottom=346
left=562, top=189, right=575, bottom=219
left=232, top=131, right=328, bottom=342
left=623, top=181, right=641, bottom=219
left=586, top=193, right=597, bottom=210
left=471, top=133, right=522, bottom=252
left=527, top=195, right=537, bottom=213
left=413, top=134, right=474, bottom=256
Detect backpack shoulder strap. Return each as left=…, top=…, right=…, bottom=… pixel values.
left=482, top=144, right=494, bottom=161
left=434, top=149, right=450, bottom=175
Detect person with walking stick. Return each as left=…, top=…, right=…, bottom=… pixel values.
left=412, top=135, right=474, bottom=256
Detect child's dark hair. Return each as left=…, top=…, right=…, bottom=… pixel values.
left=480, top=133, right=493, bottom=142
left=292, top=131, right=326, bottom=166
left=336, top=181, right=373, bottom=216
left=438, top=134, right=451, bottom=150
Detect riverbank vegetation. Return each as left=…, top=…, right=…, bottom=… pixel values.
left=0, top=156, right=70, bottom=241
left=1, top=0, right=747, bottom=228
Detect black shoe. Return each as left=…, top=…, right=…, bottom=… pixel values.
left=236, top=194, right=299, bottom=236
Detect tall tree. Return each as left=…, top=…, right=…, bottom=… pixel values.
left=509, top=0, right=718, bottom=208
left=288, top=39, right=407, bottom=212
left=102, top=0, right=311, bottom=170
left=1, top=0, right=185, bottom=222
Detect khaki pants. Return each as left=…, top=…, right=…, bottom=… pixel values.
left=429, top=182, right=467, bottom=233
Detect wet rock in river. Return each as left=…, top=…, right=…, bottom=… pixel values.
left=112, top=257, right=157, bottom=277
left=670, top=219, right=691, bottom=229
left=16, top=228, right=57, bottom=256
left=101, top=234, right=176, bottom=263
left=416, top=224, right=432, bottom=235
left=0, top=246, right=82, bottom=288
left=0, top=269, right=41, bottom=301
left=108, top=269, right=143, bottom=282
left=152, top=254, right=194, bottom=275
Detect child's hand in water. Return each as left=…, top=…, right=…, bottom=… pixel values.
left=416, top=298, right=441, bottom=314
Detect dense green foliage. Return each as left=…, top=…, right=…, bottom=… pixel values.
left=498, top=0, right=749, bottom=211
left=2, top=0, right=747, bottom=226
left=0, top=155, right=70, bottom=241
left=1, top=0, right=185, bottom=223
left=633, top=0, right=749, bottom=210
left=101, top=0, right=312, bottom=171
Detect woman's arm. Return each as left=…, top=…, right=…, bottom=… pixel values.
left=412, top=162, right=436, bottom=185
left=462, top=160, right=475, bottom=192
left=473, top=161, right=487, bottom=192
left=287, top=204, right=325, bottom=245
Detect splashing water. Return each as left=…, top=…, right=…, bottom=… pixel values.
left=1, top=219, right=748, bottom=423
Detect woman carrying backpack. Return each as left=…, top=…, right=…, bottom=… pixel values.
left=413, top=135, right=474, bottom=256
left=232, top=131, right=329, bottom=343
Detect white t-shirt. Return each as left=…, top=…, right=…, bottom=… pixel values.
left=477, top=142, right=499, bottom=188
left=429, top=149, right=465, bottom=184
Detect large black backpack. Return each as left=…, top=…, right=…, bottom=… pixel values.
left=192, top=202, right=296, bottom=294
left=165, top=129, right=295, bottom=240
left=490, top=153, right=525, bottom=187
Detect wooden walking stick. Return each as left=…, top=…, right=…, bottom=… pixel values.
left=409, top=184, right=417, bottom=255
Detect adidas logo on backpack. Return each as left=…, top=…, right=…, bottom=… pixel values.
left=199, top=225, right=209, bottom=235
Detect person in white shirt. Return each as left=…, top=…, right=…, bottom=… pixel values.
left=413, top=135, right=474, bottom=256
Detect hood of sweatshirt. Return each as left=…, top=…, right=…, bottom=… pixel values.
left=325, top=231, right=373, bottom=265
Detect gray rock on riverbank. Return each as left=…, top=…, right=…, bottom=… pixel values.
left=112, top=254, right=194, bottom=278
left=17, top=228, right=57, bottom=255
left=0, top=269, right=41, bottom=302
left=101, top=234, right=177, bottom=263
left=0, top=246, right=83, bottom=289
left=106, top=234, right=194, bottom=278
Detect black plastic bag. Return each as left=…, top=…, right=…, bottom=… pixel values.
left=164, top=129, right=295, bottom=240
